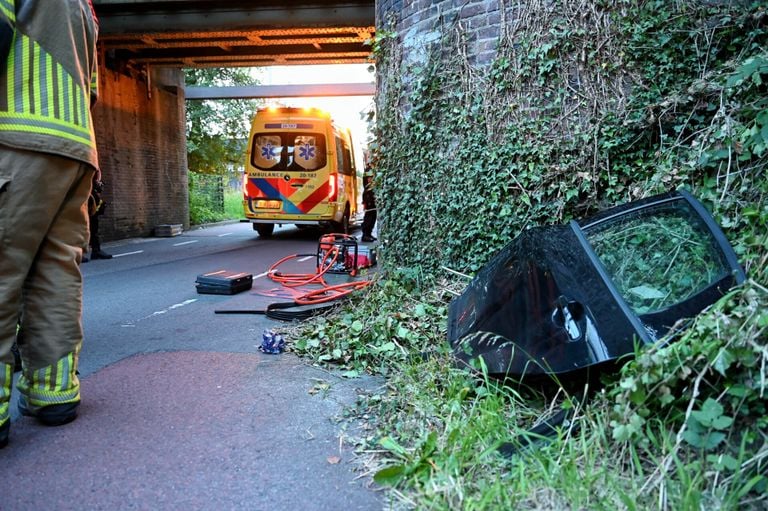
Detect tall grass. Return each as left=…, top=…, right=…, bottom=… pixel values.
left=223, top=188, right=243, bottom=219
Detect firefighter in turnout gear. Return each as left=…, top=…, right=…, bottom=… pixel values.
left=0, top=0, right=99, bottom=448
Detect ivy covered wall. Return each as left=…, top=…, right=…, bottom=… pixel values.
left=372, top=0, right=767, bottom=284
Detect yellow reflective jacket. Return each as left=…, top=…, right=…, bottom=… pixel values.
left=0, top=0, right=99, bottom=169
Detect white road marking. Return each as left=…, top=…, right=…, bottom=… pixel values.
left=143, top=299, right=198, bottom=320
left=122, top=299, right=198, bottom=327
left=113, top=250, right=144, bottom=258
left=173, top=240, right=199, bottom=246
left=218, top=232, right=234, bottom=237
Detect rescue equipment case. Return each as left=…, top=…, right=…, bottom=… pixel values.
left=195, top=270, right=253, bottom=295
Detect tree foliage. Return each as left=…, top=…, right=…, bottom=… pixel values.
left=185, top=68, right=261, bottom=174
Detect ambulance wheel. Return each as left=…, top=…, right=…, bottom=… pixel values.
left=254, top=224, right=274, bottom=237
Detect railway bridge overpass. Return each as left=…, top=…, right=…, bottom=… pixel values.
left=91, top=0, right=375, bottom=240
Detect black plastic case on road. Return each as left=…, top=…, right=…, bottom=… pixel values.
left=195, top=270, right=253, bottom=295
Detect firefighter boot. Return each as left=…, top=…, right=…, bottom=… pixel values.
left=19, top=396, right=79, bottom=426
left=17, top=352, right=80, bottom=427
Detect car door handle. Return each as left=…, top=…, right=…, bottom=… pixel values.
left=552, top=295, right=585, bottom=341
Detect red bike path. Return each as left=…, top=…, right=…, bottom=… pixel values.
left=1, top=350, right=385, bottom=510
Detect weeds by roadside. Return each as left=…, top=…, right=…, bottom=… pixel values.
left=190, top=185, right=243, bottom=225
left=292, top=274, right=766, bottom=510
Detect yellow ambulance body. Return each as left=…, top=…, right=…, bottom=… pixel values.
left=243, top=107, right=364, bottom=237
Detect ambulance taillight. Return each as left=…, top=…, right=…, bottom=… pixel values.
left=328, top=175, right=338, bottom=201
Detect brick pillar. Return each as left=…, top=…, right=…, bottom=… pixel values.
left=92, top=67, right=189, bottom=241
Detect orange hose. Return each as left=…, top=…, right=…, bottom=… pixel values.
left=268, top=252, right=330, bottom=287
left=266, top=237, right=372, bottom=305
left=294, top=280, right=371, bottom=305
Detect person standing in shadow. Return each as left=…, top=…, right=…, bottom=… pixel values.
left=361, top=165, right=377, bottom=243
left=83, top=178, right=112, bottom=262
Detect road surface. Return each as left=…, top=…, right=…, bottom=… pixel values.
left=3, top=222, right=385, bottom=511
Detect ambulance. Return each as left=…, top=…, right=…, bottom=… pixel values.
left=243, top=106, right=364, bottom=237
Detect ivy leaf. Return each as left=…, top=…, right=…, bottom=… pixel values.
left=612, top=423, right=631, bottom=442
left=707, top=454, right=740, bottom=472
left=350, top=320, right=364, bottom=334
left=683, top=429, right=726, bottom=450
left=727, top=384, right=748, bottom=398
left=726, top=56, right=765, bottom=87
left=711, top=415, right=734, bottom=430
left=691, top=398, right=723, bottom=424
left=712, top=349, right=734, bottom=376
left=691, top=398, right=733, bottom=430
left=380, top=342, right=397, bottom=352
left=619, top=376, right=636, bottom=390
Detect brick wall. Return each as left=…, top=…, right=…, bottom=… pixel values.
left=376, top=0, right=737, bottom=78
left=92, top=67, right=189, bottom=241
left=377, top=0, right=504, bottom=68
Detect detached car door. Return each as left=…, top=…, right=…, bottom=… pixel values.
left=448, top=189, right=746, bottom=380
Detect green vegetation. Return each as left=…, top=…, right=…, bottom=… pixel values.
left=587, top=210, right=727, bottom=314
left=189, top=180, right=242, bottom=225
left=185, top=68, right=259, bottom=175
left=296, top=277, right=767, bottom=509
left=287, top=1, right=768, bottom=509
left=224, top=188, right=244, bottom=219
left=185, top=68, right=258, bottom=225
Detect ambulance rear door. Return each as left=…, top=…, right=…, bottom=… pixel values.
left=247, top=126, right=331, bottom=219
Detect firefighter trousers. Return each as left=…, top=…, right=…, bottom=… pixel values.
left=0, top=147, right=93, bottom=424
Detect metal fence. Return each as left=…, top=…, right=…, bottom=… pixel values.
left=189, top=172, right=224, bottom=222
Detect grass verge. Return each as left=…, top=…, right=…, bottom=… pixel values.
left=287, top=270, right=766, bottom=510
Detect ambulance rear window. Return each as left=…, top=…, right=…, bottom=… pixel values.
left=251, top=132, right=326, bottom=171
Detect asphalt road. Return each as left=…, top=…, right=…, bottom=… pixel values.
left=3, top=222, right=385, bottom=510
left=79, top=221, right=328, bottom=376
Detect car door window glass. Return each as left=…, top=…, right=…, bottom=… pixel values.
left=584, top=201, right=730, bottom=315
left=252, top=133, right=326, bottom=171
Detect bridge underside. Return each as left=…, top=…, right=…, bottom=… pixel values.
left=95, top=0, right=375, bottom=67
left=90, top=1, right=377, bottom=241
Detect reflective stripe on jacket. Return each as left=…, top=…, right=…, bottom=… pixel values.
left=0, top=0, right=99, bottom=168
